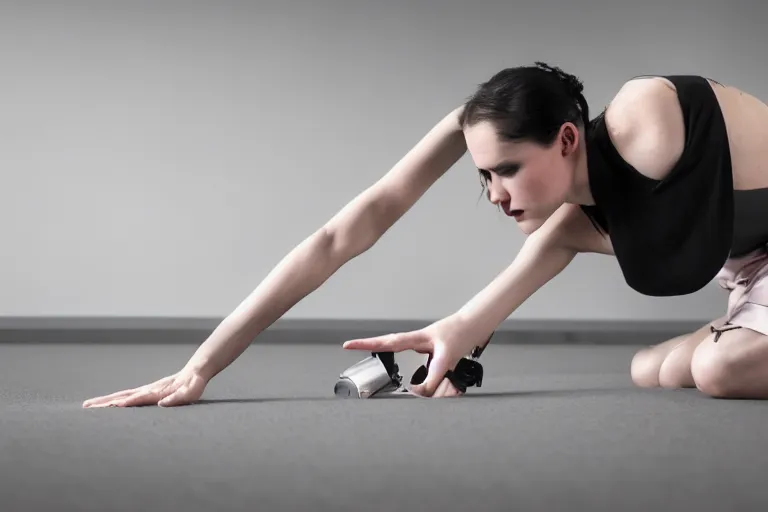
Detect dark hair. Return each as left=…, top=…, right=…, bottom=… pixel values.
left=460, top=62, right=606, bottom=234
left=458, top=62, right=590, bottom=145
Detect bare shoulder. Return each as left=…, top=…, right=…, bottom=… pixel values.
left=603, top=77, right=686, bottom=181
left=534, top=203, right=614, bottom=256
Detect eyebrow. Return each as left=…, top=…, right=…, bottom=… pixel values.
left=478, top=161, right=521, bottom=174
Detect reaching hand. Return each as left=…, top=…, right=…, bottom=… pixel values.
left=342, top=316, right=488, bottom=398
left=82, top=366, right=208, bottom=408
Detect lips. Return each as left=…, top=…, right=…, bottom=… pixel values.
left=502, top=204, right=524, bottom=218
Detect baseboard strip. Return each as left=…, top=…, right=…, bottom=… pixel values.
left=0, top=317, right=704, bottom=345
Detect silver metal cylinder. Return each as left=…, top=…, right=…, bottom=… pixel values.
left=334, top=354, right=400, bottom=398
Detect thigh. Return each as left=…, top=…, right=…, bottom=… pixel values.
left=691, top=325, right=768, bottom=398
left=645, top=317, right=722, bottom=359
left=688, top=255, right=768, bottom=397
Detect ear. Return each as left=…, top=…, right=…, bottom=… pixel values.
left=559, top=123, right=579, bottom=156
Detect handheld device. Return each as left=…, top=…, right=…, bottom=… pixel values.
left=334, top=333, right=493, bottom=398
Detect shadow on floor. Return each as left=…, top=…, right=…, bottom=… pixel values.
left=193, top=386, right=657, bottom=405
left=195, top=397, right=337, bottom=405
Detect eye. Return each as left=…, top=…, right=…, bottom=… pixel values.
left=478, top=170, right=491, bottom=185
left=495, top=164, right=520, bottom=177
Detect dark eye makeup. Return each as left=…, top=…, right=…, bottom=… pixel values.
left=491, top=162, right=521, bottom=176
left=478, top=161, right=521, bottom=179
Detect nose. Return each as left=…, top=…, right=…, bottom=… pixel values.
left=487, top=179, right=510, bottom=205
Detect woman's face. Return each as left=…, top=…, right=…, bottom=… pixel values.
left=463, top=120, right=581, bottom=235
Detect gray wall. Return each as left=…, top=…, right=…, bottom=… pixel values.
left=1, top=0, right=765, bottom=323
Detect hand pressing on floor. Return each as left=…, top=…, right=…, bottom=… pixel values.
left=342, top=315, right=490, bottom=398
left=82, top=366, right=208, bottom=408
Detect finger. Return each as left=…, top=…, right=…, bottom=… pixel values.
left=434, top=378, right=463, bottom=398
left=82, top=375, right=177, bottom=408
left=109, top=389, right=161, bottom=408
left=103, top=380, right=172, bottom=407
left=158, top=385, right=190, bottom=407
left=443, top=381, right=463, bottom=398
left=342, top=333, right=405, bottom=351
left=124, top=379, right=183, bottom=407
left=88, top=390, right=163, bottom=408
left=411, top=349, right=452, bottom=397
left=83, top=388, right=138, bottom=408
left=343, top=331, right=426, bottom=353
left=432, top=378, right=454, bottom=398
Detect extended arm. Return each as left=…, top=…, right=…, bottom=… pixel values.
left=450, top=202, right=610, bottom=350
left=186, top=106, right=469, bottom=381
left=338, top=202, right=608, bottom=397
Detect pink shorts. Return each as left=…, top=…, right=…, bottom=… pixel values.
left=716, top=245, right=768, bottom=336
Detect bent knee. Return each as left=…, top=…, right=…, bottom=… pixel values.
left=691, top=345, right=739, bottom=398
left=630, top=347, right=664, bottom=388
left=657, top=348, right=695, bottom=389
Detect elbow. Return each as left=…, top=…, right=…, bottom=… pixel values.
left=316, top=226, right=346, bottom=262
left=323, top=199, right=397, bottom=261
left=318, top=223, right=377, bottom=264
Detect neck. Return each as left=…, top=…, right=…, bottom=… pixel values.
left=565, top=139, right=594, bottom=205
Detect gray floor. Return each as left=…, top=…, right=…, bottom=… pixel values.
left=2, top=342, right=768, bottom=511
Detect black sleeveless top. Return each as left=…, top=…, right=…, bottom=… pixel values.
left=580, top=74, right=760, bottom=297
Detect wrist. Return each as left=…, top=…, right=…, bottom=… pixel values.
left=183, top=355, right=216, bottom=382
left=450, top=104, right=466, bottom=129
left=450, top=308, right=495, bottom=335
left=446, top=312, right=496, bottom=357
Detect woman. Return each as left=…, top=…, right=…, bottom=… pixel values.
left=83, top=62, right=768, bottom=407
